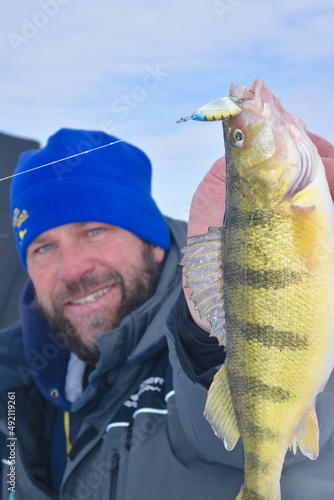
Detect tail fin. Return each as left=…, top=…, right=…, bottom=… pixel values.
left=235, top=485, right=281, bottom=499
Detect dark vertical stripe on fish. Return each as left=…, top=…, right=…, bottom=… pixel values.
left=242, top=421, right=281, bottom=441
left=241, top=487, right=268, bottom=500
left=224, top=262, right=304, bottom=290
left=243, top=452, right=271, bottom=474
left=231, top=374, right=292, bottom=403
left=226, top=313, right=309, bottom=351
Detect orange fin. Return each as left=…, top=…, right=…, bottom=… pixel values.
left=290, top=402, right=319, bottom=460
left=204, top=364, right=240, bottom=451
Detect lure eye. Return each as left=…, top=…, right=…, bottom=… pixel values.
left=230, top=129, right=244, bottom=148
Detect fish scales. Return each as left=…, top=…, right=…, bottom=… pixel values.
left=181, top=78, right=334, bottom=499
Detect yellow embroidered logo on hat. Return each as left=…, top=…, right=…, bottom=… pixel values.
left=19, top=229, right=27, bottom=241
left=13, top=208, right=29, bottom=228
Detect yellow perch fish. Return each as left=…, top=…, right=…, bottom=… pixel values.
left=181, top=78, right=334, bottom=499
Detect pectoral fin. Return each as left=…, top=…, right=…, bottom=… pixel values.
left=291, top=201, right=316, bottom=214
left=181, top=226, right=226, bottom=345
left=204, top=364, right=240, bottom=451
left=290, top=402, right=319, bottom=460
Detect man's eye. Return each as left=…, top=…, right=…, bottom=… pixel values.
left=88, top=228, right=104, bottom=236
left=37, top=244, right=54, bottom=253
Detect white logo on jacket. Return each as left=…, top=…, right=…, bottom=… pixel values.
left=123, top=377, right=165, bottom=409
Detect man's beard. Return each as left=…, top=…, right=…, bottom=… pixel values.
left=37, top=242, right=163, bottom=365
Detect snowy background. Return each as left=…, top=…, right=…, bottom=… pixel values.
left=1, top=0, right=334, bottom=220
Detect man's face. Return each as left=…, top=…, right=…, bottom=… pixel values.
left=26, top=222, right=165, bottom=364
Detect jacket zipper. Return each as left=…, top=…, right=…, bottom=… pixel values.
left=110, top=451, right=120, bottom=499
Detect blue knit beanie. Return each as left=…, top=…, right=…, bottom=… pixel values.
left=10, top=128, right=170, bottom=269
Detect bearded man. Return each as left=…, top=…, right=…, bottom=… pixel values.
left=0, top=129, right=187, bottom=498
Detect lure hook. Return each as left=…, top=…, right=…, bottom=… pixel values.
left=176, top=116, right=192, bottom=123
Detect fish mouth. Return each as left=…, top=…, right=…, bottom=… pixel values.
left=229, top=78, right=275, bottom=118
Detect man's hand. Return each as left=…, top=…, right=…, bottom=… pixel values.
left=183, top=157, right=227, bottom=332
left=307, top=132, right=334, bottom=200
left=187, top=157, right=227, bottom=238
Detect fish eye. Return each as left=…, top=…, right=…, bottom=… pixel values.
left=230, top=129, right=244, bottom=148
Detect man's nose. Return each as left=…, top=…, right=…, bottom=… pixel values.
left=57, top=243, right=95, bottom=282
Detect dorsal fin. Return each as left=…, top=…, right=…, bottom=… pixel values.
left=181, top=226, right=226, bottom=346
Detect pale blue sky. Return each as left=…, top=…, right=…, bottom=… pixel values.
left=1, top=0, right=334, bottom=220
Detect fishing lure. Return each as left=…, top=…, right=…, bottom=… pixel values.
left=192, top=96, right=251, bottom=121
left=177, top=96, right=251, bottom=124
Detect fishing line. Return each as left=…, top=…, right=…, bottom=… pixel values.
left=0, top=94, right=249, bottom=183
left=0, top=117, right=192, bottom=184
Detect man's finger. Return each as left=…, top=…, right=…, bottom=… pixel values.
left=307, top=131, right=334, bottom=159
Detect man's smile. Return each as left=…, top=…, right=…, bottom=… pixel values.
left=63, top=283, right=120, bottom=318
left=67, top=285, right=113, bottom=306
